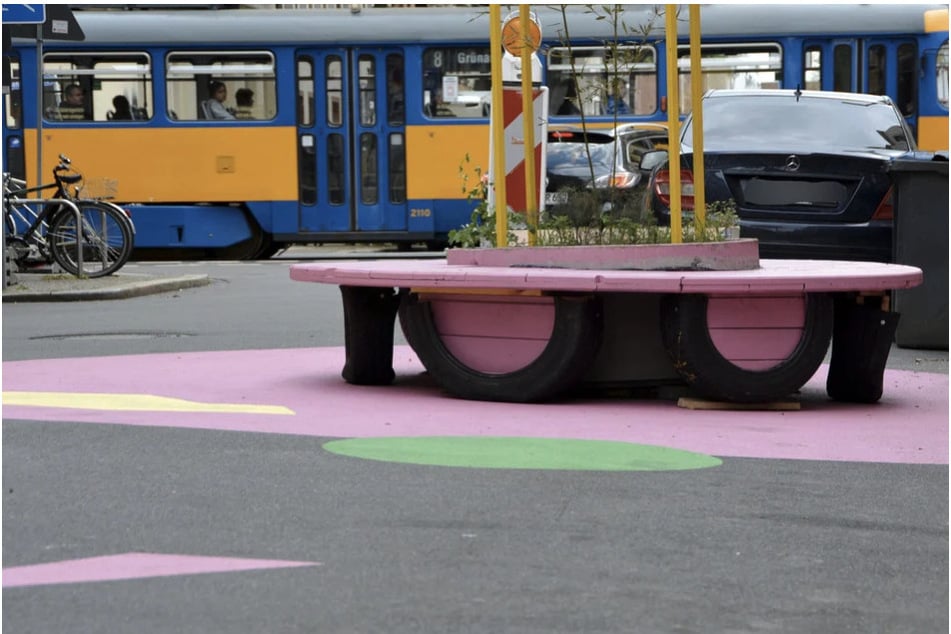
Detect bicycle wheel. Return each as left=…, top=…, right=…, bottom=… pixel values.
left=47, top=201, right=134, bottom=277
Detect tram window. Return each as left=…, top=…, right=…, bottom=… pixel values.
left=868, top=45, right=886, bottom=96
left=299, top=134, right=317, bottom=205
left=548, top=45, right=657, bottom=116
left=42, top=52, right=152, bottom=122
left=297, top=57, right=314, bottom=128
left=4, top=56, right=22, bottom=129
left=387, top=54, right=405, bottom=126
left=358, top=55, right=376, bottom=127
left=166, top=51, right=275, bottom=121
left=677, top=43, right=781, bottom=114
left=423, top=47, right=491, bottom=118
left=360, top=132, right=378, bottom=204
left=389, top=133, right=406, bottom=204
left=327, top=133, right=345, bottom=205
left=833, top=44, right=852, bottom=92
left=896, top=43, right=917, bottom=116
left=938, top=42, right=949, bottom=109
left=804, top=47, right=822, bottom=91
left=326, top=57, right=343, bottom=127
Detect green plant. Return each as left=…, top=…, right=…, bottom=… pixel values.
left=448, top=155, right=521, bottom=248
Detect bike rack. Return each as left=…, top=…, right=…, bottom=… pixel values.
left=4, top=196, right=84, bottom=277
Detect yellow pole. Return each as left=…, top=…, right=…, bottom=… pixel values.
left=665, top=5, right=682, bottom=244
left=490, top=5, right=508, bottom=246
left=519, top=5, right=538, bottom=246
left=689, top=4, right=706, bottom=239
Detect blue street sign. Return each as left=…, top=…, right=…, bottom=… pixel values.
left=2, top=4, right=46, bottom=24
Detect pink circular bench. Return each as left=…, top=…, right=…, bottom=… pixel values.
left=291, top=244, right=922, bottom=405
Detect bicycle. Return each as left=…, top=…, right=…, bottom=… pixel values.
left=3, top=155, right=134, bottom=278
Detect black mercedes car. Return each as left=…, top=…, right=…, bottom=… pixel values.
left=645, top=89, right=916, bottom=261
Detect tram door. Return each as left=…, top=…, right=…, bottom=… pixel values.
left=296, top=49, right=407, bottom=235
left=802, top=40, right=860, bottom=94
left=802, top=39, right=919, bottom=137
left=863, top=38, right=919, bottom=134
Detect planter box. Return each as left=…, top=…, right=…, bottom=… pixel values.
left=447, top=238, right=759, bottom=271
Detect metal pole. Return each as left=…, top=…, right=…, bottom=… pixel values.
left=35, top=25, right=44, bottom=192
left=489, top=5, right=508, bottom=247
left=665, top=5, right=682, bottom=244
left=689, top=4, right=706, bottom=238
left=519, top=4, right=537, bottom=246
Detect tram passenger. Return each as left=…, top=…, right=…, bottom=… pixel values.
left=605, top=79, right=630, bottom=115
left=110, top=95, right=134, bottom=120
left=201, top=81, right=236, bottom=120
left=55, top=84, right=88, bottom=120
left=235, top=88, right=255, bottom=119
left=425, top=88, right=455, bottom=117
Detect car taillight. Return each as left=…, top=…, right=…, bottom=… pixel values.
left=872, top=186, right=894, bottom=220
left=595, top=171, right=639, bottom=189
left=654, top=169, right=695, bottom=210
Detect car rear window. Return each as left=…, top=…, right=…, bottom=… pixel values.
left=547, top=141, right=615, bottom=169
left=547, top=131, right=616, bottom=168
left=686, top=95, right=911, bottom=151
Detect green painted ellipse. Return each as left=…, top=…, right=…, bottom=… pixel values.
left=323, top=436, right=721, bottom=471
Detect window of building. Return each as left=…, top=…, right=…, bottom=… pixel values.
left=677, top=43, right=781, bottom=114
left=423, top=47, right=491, bottom=118
left=42, top=52, right=152, bottom=122
left=548, top=45, right=657, bottom=116
left=166, top=51, right=275, bottom=121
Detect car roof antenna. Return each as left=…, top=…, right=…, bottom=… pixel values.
left=795, top=84, right=802, bottom=102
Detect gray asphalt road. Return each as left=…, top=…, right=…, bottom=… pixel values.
left=3, top=256, right=948, bottom=634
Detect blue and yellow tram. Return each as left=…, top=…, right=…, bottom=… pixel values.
left=3, top=5, right=947, bottom=258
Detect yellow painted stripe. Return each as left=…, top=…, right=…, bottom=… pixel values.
left=406, top=124, right=489, bottom=199
left=24, top=127, right=299, bottom=201
left=3, top=391, right=295, bottom=415
left=924, top=8, right=948, bottom=33
left=917, top=116, right=949, bottom=152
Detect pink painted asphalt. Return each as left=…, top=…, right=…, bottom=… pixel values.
left=3, top=346, right=947, bottom=464
left=2, top=553, right=319, bottom=589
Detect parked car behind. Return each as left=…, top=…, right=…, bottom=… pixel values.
left=645, top=89, right=916, bottom=261
left=545, top=123, right=668, bottom=215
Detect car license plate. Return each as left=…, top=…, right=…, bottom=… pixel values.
left=545, top=192, right=569, bottom=206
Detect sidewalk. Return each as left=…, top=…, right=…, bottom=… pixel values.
left=2, top=266, right=209, bottom=302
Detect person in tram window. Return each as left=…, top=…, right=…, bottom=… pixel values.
left=56, top=83, right=89, bottom=120
left=110, top=95, right=134, bottom=120
left=235, top=88, right=255, bottom=119
left=425, top=88, right=454, bottom=118
left=605, top=79, right=630, bottom=115
left=201, top=80, right=235, bottom=120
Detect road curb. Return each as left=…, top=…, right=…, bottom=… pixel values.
left=2, top=274, right=211, bottom=303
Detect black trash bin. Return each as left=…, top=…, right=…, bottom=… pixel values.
left=888, top=152, right=949, bottom=350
